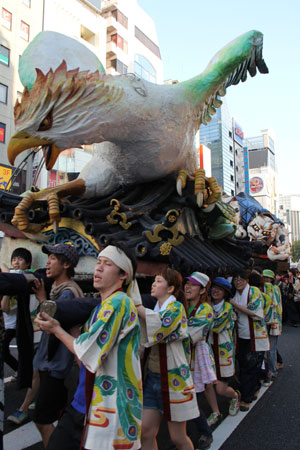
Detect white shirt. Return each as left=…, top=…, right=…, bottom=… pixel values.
left=3, top=269, right=22, bottom=330
left=233, top=284, right=250, bottom=339
left=3, top=307, right=17, bottom=329
left=213, top=300, right=225, bottom=314
left=154, top=295, right=176, bottom=312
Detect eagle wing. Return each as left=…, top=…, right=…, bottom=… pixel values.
left=179, top=30, right=268, bottom=125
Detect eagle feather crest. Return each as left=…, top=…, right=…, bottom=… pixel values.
left=14, top=61, right=124, bottom=141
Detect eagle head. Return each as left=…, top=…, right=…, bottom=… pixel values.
left=7, top=60, right=123, bottom=169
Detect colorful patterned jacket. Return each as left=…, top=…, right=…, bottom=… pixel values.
left=273, top=284, right=283, bottom=335
left=74, top=291, right=142, bottom=450
left=209, top=301, right=235, bottom=378
left=234, top=286, right=269, bottom=352
left=187, top=301, right=214, bottom=377
left=264, top=282, right=282, bottom=336
left=144, top=298, right=199, bottom=422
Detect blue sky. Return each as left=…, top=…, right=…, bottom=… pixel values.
left=138, top=0, right=300, bottom=195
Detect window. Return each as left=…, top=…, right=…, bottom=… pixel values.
left=110, top=58, right=127, bottom=75
left=134, top=54, right=156, bottom=83
left=20, top=20, right=30, bottom=41
left=268, top=136, right=274, bottom=152
left=230, top=160, right=233, bottom=167
left=80, top=25, right=95, bottom=45
left=111, top=9, right=128, bottom=29
left=231, top=190, right=234, bottom=196
left=229, top=130, right=232, bottom=138
left=0, top=84, right=8, bottom=104
left=229, top=145, right=233, bottom=152
left=2, top=8, right=12, bottom=30
left=0, top=123, right=5, bottom=143
left=135, top=26, right=161, bottom=59
left=230, top=175, right=234, bottom=182
left=111, top=33, right=128, bottom=53
left=22, top=0, right=31, bottom=6
left=0, top=44, right=9, bottom=66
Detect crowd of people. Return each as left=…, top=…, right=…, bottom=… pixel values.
left=0, top=241, right=299, bottom=450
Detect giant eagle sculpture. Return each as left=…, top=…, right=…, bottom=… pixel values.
left=7, top=30, right=268, bottom=232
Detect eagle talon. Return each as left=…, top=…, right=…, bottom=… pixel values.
left=48, top=193, right=61, bottom=224
left=195, top=169, right=206, bottom=207
left=196, top=192, right=204, bottom=208
left=11, top=179, right=85, bottom=233
left=11, top=192, right=34, bottom=232
left=176, top=178, right=183, bottom=197
left=206, top=177, right=222, bottom=204
left=177, top=168, right=221, bottom=209
left=176, top=170, right=189, bottom=196
left=11, top=190, right=60, bottom=233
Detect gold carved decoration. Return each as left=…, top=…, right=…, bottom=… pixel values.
left=146, top=224, right=165, bottom=243
left=44, top=217, right=99, bottom=250
left=145, top=209, right=184, bottom=247
left=166, top=209, right=179, bottom=224
left=145, top=223, right=184, bottom=247
left=160, top=242, right=172, bottom=255
left=106, top=199, right=132, bottom=230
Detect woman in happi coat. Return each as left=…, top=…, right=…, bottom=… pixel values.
left=136, top=267, right=198, bottom=450
left=184, top=271, right=215, bottom=448
left=208, top=277, right=240, bottom=417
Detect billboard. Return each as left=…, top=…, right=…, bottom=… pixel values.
left=243, top=147, right=249, bottom=194
left=250, top=176, right=264, bottom=194
left=0, top=123, right=5, bottom=143
left=0, top=165, right=12, bottom=190
left=234, top=121, right=244, bottom=146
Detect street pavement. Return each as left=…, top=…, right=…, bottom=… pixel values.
left=3, top=323, right=300, bottom=450
left=219, top=323, right=300, bottom=450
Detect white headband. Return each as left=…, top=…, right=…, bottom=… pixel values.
left=99, top=246, right=142, bottom=306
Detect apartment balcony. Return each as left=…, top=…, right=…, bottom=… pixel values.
left=106, top=40, right=117, bottom=58
left=105, top=14, right=117, bottom=33
left=106, top=67, right=114, bottom=75
left=106, top=34, right=128, bottom=59
left=106, top=57, right=128, bottom=75
left=101, top=0, right=117, bottom=12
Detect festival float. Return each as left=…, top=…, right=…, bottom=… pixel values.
left=0, top=30, right=290, bottom=286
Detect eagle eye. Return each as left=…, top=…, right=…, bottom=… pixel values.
left=38, top=109, right=53, bottom=132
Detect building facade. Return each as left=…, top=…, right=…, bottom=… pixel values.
left=194, top=131, right=212, bottom=176
left=0, top=0, right=162, bottom=193
left=0, top=0, right=44, bottom=192
left=245, top=129, right=278, bottom=215
left=278, top=195, right=300, bottom=245
left=101, top=0, right=163, bottom=81
left=199, top=100, right=246, bottom=196
left=233, top=120, right=248, bottom=194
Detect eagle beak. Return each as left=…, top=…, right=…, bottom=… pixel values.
left=7, top=131, right=60, bottom=169
left=43, top=144, right=61, bottom=170
left=7, top=131, right=50, bottom=165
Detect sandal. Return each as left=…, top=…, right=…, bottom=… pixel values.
left=239, top=401, right=250, bottom=411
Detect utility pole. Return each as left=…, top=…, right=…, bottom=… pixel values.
left=25, top=150, right=34, bottom=190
